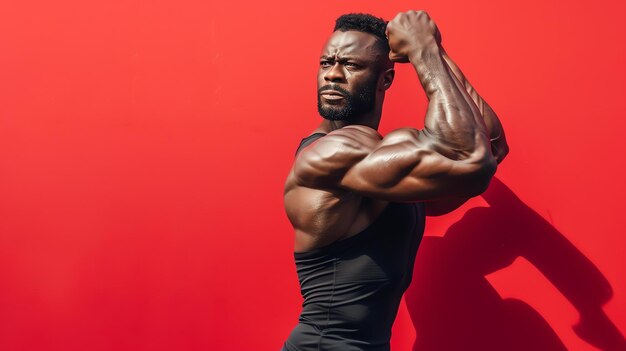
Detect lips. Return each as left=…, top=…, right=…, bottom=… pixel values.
left=320, top=90, right=345, bottom=101
left=320, top=90, right=344, bottom=97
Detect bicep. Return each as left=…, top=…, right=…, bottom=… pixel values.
left=338, top=128, right=495, bottom=202
left=294, top=127, right=495, bottom=202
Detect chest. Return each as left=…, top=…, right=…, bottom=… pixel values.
left=285, top=182, right=389, bottom=252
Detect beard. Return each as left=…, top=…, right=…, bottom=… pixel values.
left=317, top=77, right=378, bottom=122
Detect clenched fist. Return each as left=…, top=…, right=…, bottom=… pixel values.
left=386, top=10, right=442, bottom=63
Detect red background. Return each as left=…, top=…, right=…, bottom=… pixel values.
left=1, top=0, right=625, bottom=350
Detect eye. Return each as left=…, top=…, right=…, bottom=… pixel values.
left=320, top=61, right=333, bottom=68
left=344, top=62, right=360, bottom=69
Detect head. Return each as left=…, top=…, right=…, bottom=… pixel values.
left=317, top=13, right=395, bottom=124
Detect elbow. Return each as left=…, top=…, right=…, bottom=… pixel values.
left=495, top=142, right=510, bottom=164
left=464, top=156, right=497, bottom=198
left=491, top=132, right=510, bottom=164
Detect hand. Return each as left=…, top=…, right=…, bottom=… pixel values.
left=386, top=10, right=442, bottom=63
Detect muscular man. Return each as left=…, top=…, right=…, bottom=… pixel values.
left=282, top=11, right=508, bottom=351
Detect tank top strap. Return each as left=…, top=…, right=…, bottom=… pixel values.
left=295, top=132, right=327, bottom=156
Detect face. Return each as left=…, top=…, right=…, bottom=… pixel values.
left=317, top=31, right=387, bottom=122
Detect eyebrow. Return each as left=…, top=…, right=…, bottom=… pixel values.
left=319, top=55, right=366, bottom=62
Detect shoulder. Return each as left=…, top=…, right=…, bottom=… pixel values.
left=293, top=125, right=383, bottom=188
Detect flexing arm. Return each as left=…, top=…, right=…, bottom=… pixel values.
left=295, top=11, right=496, bottom=202
left=441, top=49, right=509, bottom=164
left=423, top=49, right=509, bottom=215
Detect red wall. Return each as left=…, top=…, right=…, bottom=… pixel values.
left=1, top=0, right=625, bottom=350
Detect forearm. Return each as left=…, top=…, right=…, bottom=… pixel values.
left=441, top=49, right=509, bottom=163
left=410, top=44, right=491, bottom=160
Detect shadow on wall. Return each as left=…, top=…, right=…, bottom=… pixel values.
left=405, top=177, right=626, bottom=351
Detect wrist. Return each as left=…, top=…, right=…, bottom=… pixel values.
left=407, top=38, right=441, bottom=64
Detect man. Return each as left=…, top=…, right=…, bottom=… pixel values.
left=282, top=11, right=508, bottom=351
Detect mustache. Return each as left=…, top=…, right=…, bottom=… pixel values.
left=318, top=84, right=351, bottom=96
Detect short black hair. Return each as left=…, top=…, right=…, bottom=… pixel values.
left=333, top=13, right=389, bottom=52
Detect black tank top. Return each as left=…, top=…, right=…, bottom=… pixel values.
left=284, top=133, right=426, bottom=351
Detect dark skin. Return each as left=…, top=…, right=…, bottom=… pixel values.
left=284, top=11, right=509, bottom=252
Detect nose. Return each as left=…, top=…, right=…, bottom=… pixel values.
left=324, top=63, right=345, bottom=83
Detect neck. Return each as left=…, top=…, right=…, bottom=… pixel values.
left=320, top=103, right=383, bottom=132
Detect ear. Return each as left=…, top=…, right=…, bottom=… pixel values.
left=381, top=68, right=395, bottom=91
